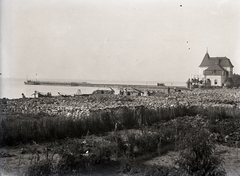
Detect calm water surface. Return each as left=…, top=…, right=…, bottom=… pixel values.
left=0, top=78, right=185, bottom=99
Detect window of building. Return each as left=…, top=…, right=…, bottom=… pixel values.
left=214, top=79, right=217, bottom=85
left=226, top=71, right=229, bottom=77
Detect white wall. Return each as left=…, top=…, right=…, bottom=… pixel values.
left=199, top=67, right=208, bottom=77
left=206, top=75, right=226, bottom=86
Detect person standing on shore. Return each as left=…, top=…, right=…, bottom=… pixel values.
left=22, top=93, right=26, bottom=99
left=167, top=87, right=170, bottom=95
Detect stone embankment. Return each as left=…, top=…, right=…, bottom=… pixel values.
left=1, top=89, right=239, bottom=119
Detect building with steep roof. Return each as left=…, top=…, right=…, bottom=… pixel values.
left=199, top=52, right=234, bottom=86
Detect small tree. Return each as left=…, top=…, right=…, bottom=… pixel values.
left=176, top=127, right=226, bottom=176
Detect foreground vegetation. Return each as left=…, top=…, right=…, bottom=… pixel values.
left=0, top=88, right=239, bottom=175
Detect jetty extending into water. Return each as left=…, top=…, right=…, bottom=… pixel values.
left=24, top=80, right=90, bottom=87
left=24, top=80, right=189, bottom=90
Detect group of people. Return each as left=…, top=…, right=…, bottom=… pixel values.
left=21, top=91, right=38, bottom=99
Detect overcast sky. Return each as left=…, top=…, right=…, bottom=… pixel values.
left=1, top=0, right=240, bottom=83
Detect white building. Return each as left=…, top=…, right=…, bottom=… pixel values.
left=199, top=52, right=234, bottom=86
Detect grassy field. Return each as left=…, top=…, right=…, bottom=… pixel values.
left=0, top=88, right=239, bottom=175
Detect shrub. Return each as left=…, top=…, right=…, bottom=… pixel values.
left=57, top=138, right=113, bottom=173
left=176, top=127, right=226, bottom=176
left=28, top=160, right=54, bottom=176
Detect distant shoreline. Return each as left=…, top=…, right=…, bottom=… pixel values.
left=24, top=80, right=189, bottom=90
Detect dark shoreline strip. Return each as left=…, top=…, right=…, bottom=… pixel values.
left=24, top=80, right=189, bottom=90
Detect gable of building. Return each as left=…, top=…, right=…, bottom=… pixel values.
left=204, top=64, right=227, bottom=76
left=204, top=64, right=226, bottom=71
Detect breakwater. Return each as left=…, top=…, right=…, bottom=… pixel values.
left=24, top=80, right=90, bottom=87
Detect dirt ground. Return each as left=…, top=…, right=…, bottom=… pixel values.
left=145, top=145, right=240, bottom=176
left=0, top=142, right=239, bottom=176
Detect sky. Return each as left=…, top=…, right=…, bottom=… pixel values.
left=1, top=0, right=240, bottom=83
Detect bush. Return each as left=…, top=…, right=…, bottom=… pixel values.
left=28, top=160, right=54, bottom=176
left=57, top=138, right=113, bottom=173
left=176, top=127, right=226, bottom=176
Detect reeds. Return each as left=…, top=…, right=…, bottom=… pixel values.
left=0, top=103, right=239, bottom=146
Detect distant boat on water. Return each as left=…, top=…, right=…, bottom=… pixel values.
left=157, top=83, right=165, bottom=86
left=24, top=80, right=40, bottom=85
left=58, top=92, right=71, bottom=97
left=37, top=91, right=52, bottom=97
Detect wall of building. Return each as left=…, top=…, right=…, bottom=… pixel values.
left=223, top=67, right=233, bottom=78
left=204, top=70, right=224, bottom=76
left=206, top=75, right=226, bottom=86
left=199, top=67, right=208, bottom=77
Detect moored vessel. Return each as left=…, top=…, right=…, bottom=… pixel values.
left=24, top=80, right=40, bottom=85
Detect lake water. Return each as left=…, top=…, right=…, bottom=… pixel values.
left=0, top=77, right=186, bottom=99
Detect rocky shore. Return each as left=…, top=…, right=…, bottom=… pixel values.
left=0, top=88, right=240, bottom=175
left=1, top=88, right=239, bottom=118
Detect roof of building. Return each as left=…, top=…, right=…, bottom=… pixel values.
left=199, top=52, right=234, bottom=68
left=199, top=52, right=210, bottom=67
left=204, top=64, right=226, bottom=71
